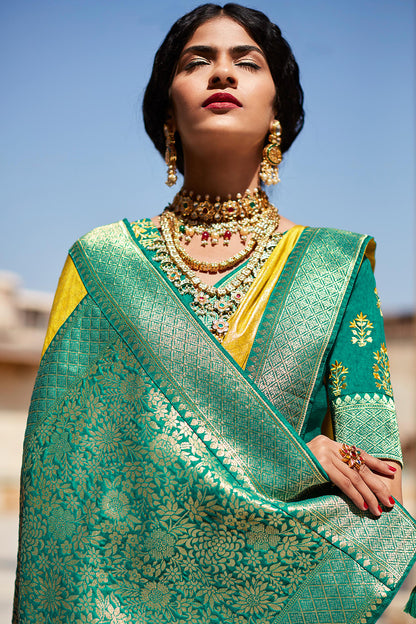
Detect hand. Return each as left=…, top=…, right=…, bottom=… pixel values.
left=307, top=435, right=399, bottom=516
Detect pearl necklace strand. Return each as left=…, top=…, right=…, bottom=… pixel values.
left=144, top=189, right=283, bottom=340
left=159, top=212, right=280, bottom=297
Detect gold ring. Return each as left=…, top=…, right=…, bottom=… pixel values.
left=339, top=443, right=365, bottom=471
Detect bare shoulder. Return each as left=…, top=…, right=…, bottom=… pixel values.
left=278, top=215, right=297, bottom=232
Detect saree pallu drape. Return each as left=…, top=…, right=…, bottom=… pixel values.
left=14, top=220, right=416, bottom=624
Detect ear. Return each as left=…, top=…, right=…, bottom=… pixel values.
left=165, top=109, right=176, bottom=134
left=269, top=114, right=278, bottom=133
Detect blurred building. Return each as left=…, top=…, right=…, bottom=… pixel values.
left=0, top=271, right=53, bottom=510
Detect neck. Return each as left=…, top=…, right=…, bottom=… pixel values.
left=181, top=149, right=262, bottom=199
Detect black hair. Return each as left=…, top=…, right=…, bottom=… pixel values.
left=142, top=3, right=304, bottom=174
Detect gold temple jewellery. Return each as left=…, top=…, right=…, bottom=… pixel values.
left=162, top=207, right=280, bottom=273
left=160, top=211, right=279, bottom=281
left=339, top=443, right=365, bottom=471
left=148, top=189, right=283, bottom=340
left=259, top=119, right=282, bottom=186
left=171, top=187, right=269, bottom=220
left=173, top=209, right=276, bottom=247
left=166, top=212, right=258, bottom=272
left=170, top=188, right=277, bottom=247
left=164, top=124, right=177, bottom=187
left=161, top=188, right=280, bottom=273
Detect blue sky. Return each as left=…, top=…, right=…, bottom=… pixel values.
left=1, top=0, right=414, bottom=313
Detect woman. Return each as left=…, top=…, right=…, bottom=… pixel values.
left=14, top=4, right=416, bottom=623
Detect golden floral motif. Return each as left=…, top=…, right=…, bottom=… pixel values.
left=264, top=550, right=280, bottom=565
left=141, top=563, right=156, bottom=578
left=48, top=507, right=76, bottom=539
left=285, top=566, right=305, bottom=586
left=144, top=528, right=176, bottom=560
left=147, top=388, right=171, bottom=421
left=85, top=395, right=106, bottom=423
left=231, top=615, right=249, bottom=624
left=196, top=581, right=232, bottom=610
left=233, top=580, right=285, bottom=615
left=374, top=287, right=383, bottom=316
left=96, top=590, right=131, bottom=623
left=174, top=555, right=201, bottom=579
left=201, top=526, right=245, bottom=568
left=61, top=540, right=72, bottom=554
left=328, top=360, right=349, bottom=396
left=86, top=546, right=102, bottom=568
left=77, top=590, right=95, bottom=612
left=17, top=340, right=333, bottom=621
left=97, top=570, right=109, bottom=585
left=79, top=563, right=96, bottom=585
left=373, top=343, right=393, bottom=396
left=244, top=549, right=264, bottom=568
left=47, top=430, right=72, bottom=461
left=149, top=432, right=184, bottom=466
left=62, top=398, right=85, bottom=422
left=247, top=524, right=281, bottom=551
left=183, top=490, right=223, bottom=523
left=36, top=573, right=68, bottom=614
left=44, top=538, right=59, bottom=558
left=296, top=551, right=315, bottom=570
left=73, top=466, right=89, bottom=490
left=273, top=534, right=298, bottom=560
left=75, top=613, right=97, bottom=624
left=350, top=312, right=374, bottom=346
left=102, top=488, right=130, bottom=521
left=140, top=581, right=171, bottom=611
left=119, top=374, right=147, bottom=402
left=131, top=219, right=160, bottom=248
left=90, top=419, right=133, bottom=459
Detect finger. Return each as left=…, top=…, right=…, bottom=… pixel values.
left=307, top=437, right=395, bottom=514
left=360, top=452, right=398, bottom=477
left=357, top=463, right=396, bottom=509
left=313, top=438, right=379, bottom=513
left=337, top=445, right=396, bottom=511
left=333, top=461, right=382, bottom=516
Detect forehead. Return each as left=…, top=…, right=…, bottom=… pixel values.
left=184, top=16, right=257, bottom=49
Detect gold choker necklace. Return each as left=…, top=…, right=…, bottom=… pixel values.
left=168, top=188, right=278, bottom=247
left=171, top=187, right=269, bottom=222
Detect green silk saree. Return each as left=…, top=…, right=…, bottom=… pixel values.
left=14, top=220, right=416, bottom=623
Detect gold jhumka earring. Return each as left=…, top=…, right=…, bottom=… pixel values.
left=164, top=124, right=178, bottom=187
left=259, top=120, right=282, bottom=186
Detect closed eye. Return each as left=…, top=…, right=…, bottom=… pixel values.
left=185, top=59, right=260, bottom=72
left=236, top=60, right=261, bottom=71
left=184, top=58, right=210, bottom=71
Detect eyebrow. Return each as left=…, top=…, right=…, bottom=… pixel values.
left=180, top=44, right=265, bottom=58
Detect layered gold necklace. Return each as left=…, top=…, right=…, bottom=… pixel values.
left=170, top=187, right=272, bottom=246
left=148, top=188, right=282, bottom=340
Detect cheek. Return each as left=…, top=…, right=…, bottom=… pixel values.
left=260, top=83, right=277, bottom=116
left=170, top=81, right=199, bottom=128
left=245, top=78, right=276, bottom=115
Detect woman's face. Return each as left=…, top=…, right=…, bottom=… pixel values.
left=169, top=16, right=276, bottom=160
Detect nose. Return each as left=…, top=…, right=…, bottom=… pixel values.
left=208, top=58, right=237, bottom=88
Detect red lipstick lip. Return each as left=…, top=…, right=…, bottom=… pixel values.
left=202, top=93, right=242, bottom=107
